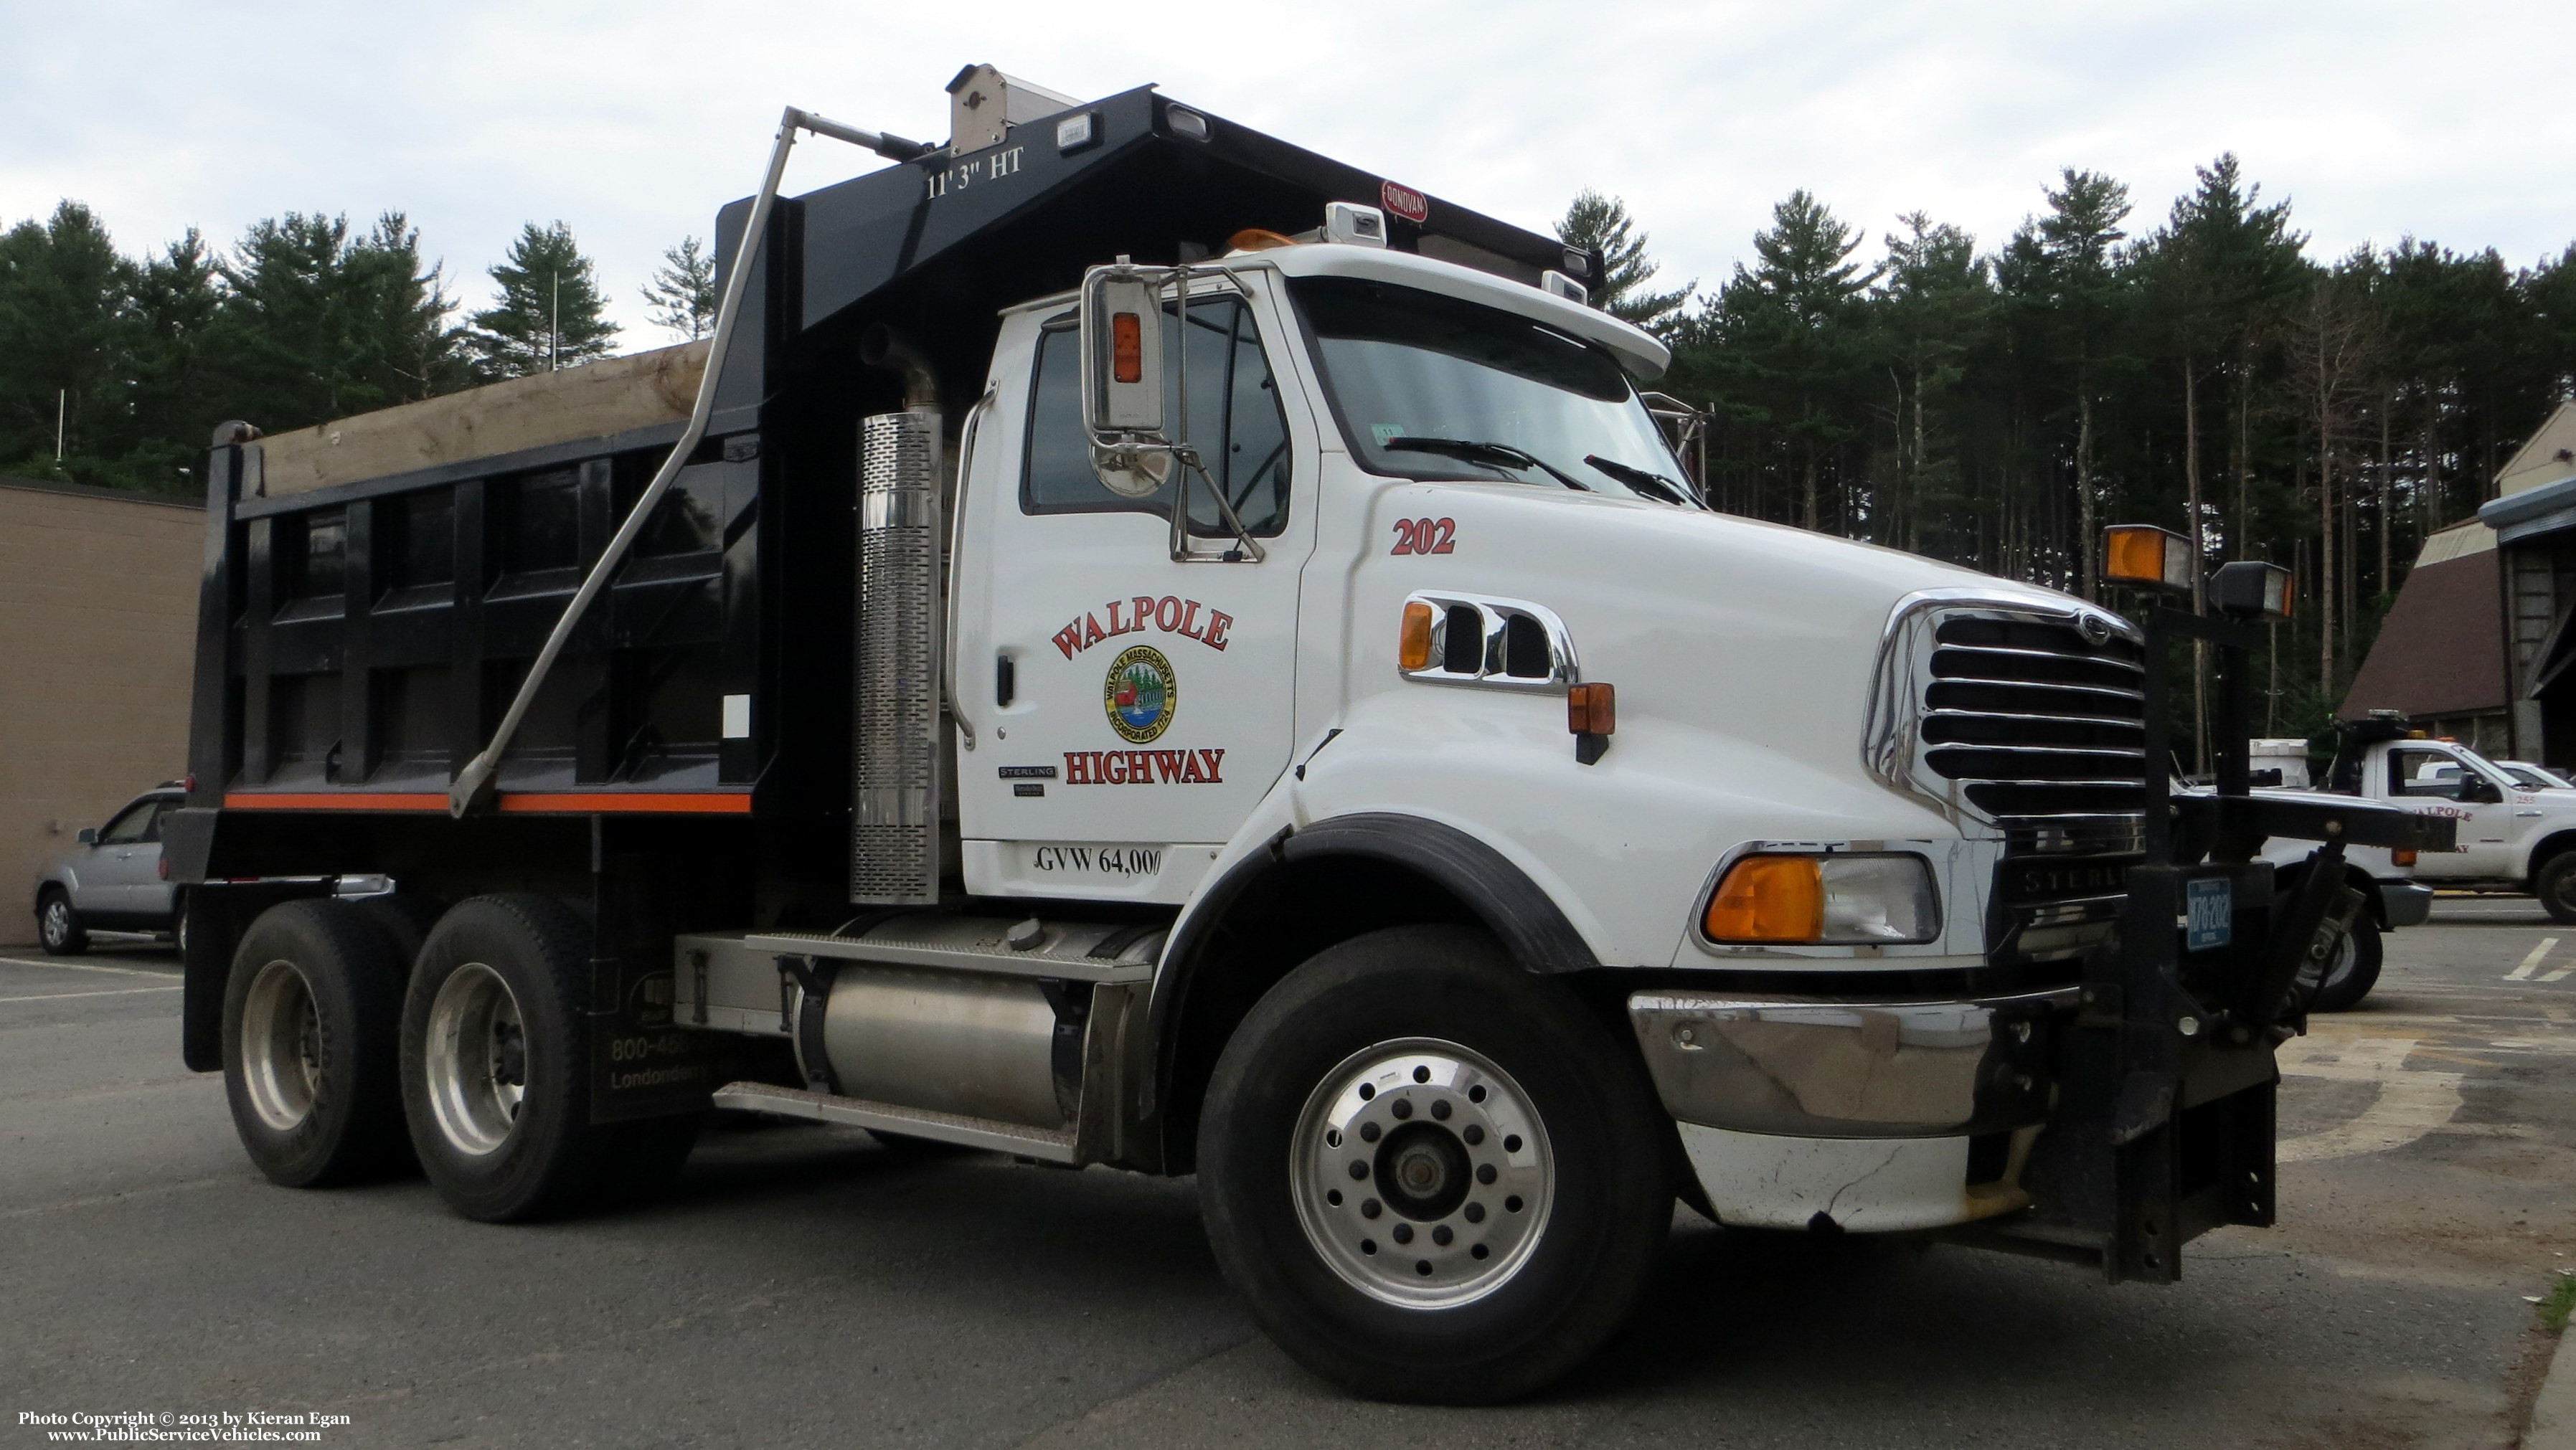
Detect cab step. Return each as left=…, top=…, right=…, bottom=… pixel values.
left=709, top=1080, right=1080, bottom=1163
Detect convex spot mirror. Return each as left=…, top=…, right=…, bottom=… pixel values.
left=1079, top=264, right=1173, bottom=498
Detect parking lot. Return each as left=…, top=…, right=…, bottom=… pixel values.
left=6, top=900, right=2573, bottom=1449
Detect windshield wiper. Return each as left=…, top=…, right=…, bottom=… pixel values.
left=1384, top=437, right=1591, bottom=492
left=1583, top=454, right=1701, bottom=508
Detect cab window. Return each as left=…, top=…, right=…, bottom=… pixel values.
left=2392, top=749, right=2479, bottom=800
left=1022, top=294, right=1291, bottom=536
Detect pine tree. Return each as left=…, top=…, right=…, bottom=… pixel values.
left=1697, top=190, right=1877, bottom=530
left=1554, top=191, right=1691, bottom=333
left=2027, top=169, right=2135, bottom=597
left=1874, top=214, right=1990, bottom=554
left=641, top=237, right=719, bottom=342
left=468, top=222, right=619, bottom=377
left=212, top=212, right=470, bottom=430
left=0, top=201, right=133, bottom=477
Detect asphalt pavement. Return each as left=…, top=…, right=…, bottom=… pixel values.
left=5, top=901, right=2574, bottom=1449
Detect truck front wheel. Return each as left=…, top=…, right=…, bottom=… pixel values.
left=2538, top=853, right=2576, bottom=925
left=1196, top=925, right=1669, bottom=1404
left=399, top=895, right=619, bottom=1222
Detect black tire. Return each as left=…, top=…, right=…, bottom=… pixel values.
left=2311, top=912, right=2385, bottom=1013
left=220, top=898, right=410, bottom=1187
left=1197, top=924, right=1670, bottom=1404
left=2539, top=853, right=2576, bottom=926
left=37, top=888, right=88, bottom=955
left=399, top=894, right=618, bottom=1223
left=351, top=892, right=443, bottom=970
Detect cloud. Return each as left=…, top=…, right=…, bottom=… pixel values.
left=5, top=0, right=2570, bottom=345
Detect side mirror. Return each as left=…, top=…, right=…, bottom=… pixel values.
left=76, top=828, right=97, bottom=845
left=1079, top=262, right=1174, bottom=498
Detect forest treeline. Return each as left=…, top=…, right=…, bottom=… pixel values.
left=0, top=203, right=709, bottom=497
left=1562, top=156, right=2576, bottom=730
left=7, top=152, right=2573, bottom=734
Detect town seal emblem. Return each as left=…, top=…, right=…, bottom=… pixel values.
left=1104, top=645, right=1177, bottom=744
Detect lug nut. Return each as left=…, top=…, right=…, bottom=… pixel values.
left=1430, top=1099, right=1451, bottom=1121
left=1464, top=1203, right=1485, bottom=1223
left=1393, top=1223, right=1413, bottom=1245
left=1433, top=1225, right=1453, bottom=1246
left=1360, top=1122, right=1381, bottom=1142
left=1349, top=1161, right=1369, bottom=1180
left=1476, top=1164, right=1497, bottom=1185
left=1391, top=1099, right=1412, bottom=1120
left=1463, top=1125, right=1484, bottom=1146
left=1362, top=1198, right=1381, bottom=1219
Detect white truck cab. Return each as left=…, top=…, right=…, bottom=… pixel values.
left=2331, top=732, right=2576, bottom=916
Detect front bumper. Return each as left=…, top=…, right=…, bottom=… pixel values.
left=2379, top=880, right=2433, bottom=928
left=1629, top=986, right=2076, bottom=1231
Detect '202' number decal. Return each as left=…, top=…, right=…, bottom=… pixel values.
left=1390, top=517, right=1456, bottom=555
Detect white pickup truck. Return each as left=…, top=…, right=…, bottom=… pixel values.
left=2319, top=729, right=2576, bottom=922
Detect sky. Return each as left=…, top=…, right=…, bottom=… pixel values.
left=5, top=0, right=2574, bottom=347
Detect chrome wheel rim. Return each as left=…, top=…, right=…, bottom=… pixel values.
left=424, top=962, right=527, bottom=1157
left=2320, top=924, right=2359, bottom=993
left=240, top=959, right=323, bottom=1131
left=41, top=898, right=72, bottom=947
left=1290, top=1038, right=1554, bottom=1309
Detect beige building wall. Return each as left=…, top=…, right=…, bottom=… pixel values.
left=0, top=478, right=204, bottom=945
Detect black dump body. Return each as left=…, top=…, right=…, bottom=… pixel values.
left=164, top=85, right=1588, bottom=1109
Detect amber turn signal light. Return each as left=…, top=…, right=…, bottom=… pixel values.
left=2392, top=848, right=2417, bottom=867
left=1568, top=682, right=1615, bottom=736
left=2103, top=523, right=2194, bottom=592
left=1704, top=856, right=1825, bottom=942
left=1399, top=601, right=1434, bottom=670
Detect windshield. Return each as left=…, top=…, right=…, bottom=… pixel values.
left=1289, top=277, right=1692, bottom=503
left=2506, top=762, right=2571, bottom=789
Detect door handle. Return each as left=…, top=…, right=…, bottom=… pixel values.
left=2517, top=810, right=2544, bottom=817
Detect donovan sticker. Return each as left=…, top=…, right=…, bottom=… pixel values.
left=1105, top=645, right=1176, bottom=744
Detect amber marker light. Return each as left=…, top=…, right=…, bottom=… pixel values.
left=1567, top=682, right=1615, bottom=736
left=2103, top=523, right=2194, bottom=592
left=1111, top=312, right=1143, bottom=384
left=2393, top=849, right=2418, bottom=867
left=1399, top=600, right=1434, bottom=670
left=1704, top=856, right=1825, bottom=943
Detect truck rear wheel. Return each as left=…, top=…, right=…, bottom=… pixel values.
left=400, top=894, right=619, bottom=1222
left=221, top=899, right=409, bottom=1186
left=1196, top=925, right=1669, bottom=1404
left=2310, top=913, right=2384, bottom=1012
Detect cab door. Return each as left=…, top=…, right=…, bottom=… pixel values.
left=82, top=796, right=168, bottom=916
left=2388, top=746, right=2514, bottom=878
left=952, top=275, right=1318, bottom=903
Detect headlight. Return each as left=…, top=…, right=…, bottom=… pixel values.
left=1703, top=853, right=1940, bottom=945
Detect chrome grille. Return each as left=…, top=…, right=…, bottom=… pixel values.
left=1922, top=615, right=2146, bottom=821
left=1867, top=595, right=2148, bottom=841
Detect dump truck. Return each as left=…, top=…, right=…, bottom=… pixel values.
left=164, top=70, right=2450, bottom=1403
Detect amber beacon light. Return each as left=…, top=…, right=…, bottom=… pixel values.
left=2103, top=524, right=2195, bottom=592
